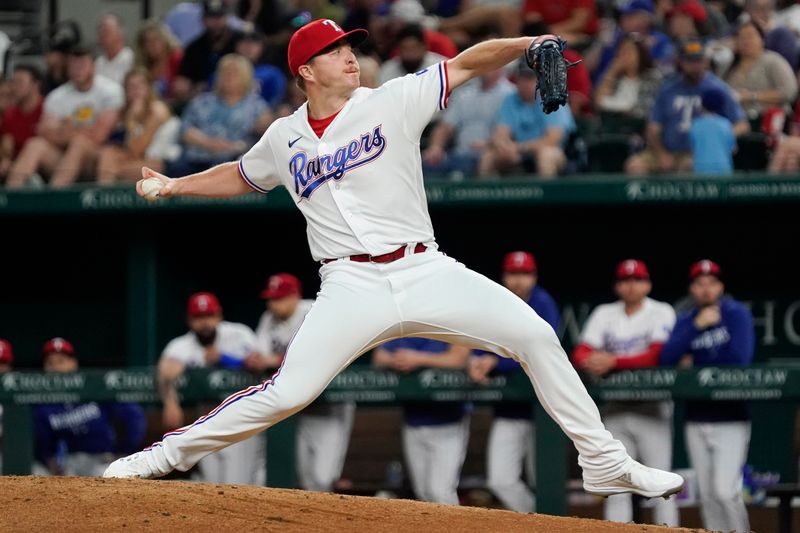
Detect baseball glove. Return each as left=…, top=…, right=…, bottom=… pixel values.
left=524, top=36, right=582, bottom=114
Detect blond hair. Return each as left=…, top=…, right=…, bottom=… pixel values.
left=214, top=54, right=255, bottom=94
left=134, top=19, right=179, bottom=71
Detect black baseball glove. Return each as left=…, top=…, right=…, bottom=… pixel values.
left=524, top=36, right=582, bottom=114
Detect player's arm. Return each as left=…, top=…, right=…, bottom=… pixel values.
left=407, top=345, right=470, bottom=369
left=372, top=346, right=395, bottom=368
left=659, top=317, right=697, bottom=366
left=447, top=36, right=542, bottom=90
left=137, top=161, right=253, bottom=199
left=158, top=357, right=186, bottom=429
left=614, top=342, right=666, bottom=369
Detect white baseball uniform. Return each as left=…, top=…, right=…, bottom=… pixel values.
left=141, top=62, right=636, bottom=488
left=256, top=299, right=356, bottom=491
left=162, top=321, right=266, bottom=485
left=578, top=298, right=678, bottom=525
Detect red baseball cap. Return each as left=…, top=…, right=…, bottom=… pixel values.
left=0, top=339, right=13, bottom=364
left=261, top=273, right=302, bottom=300
left=615, top=259, right=650, bottom=280
left=503, top=251, right=537, bottom=274
left=187, top=292, right=222, bottom=317
left=668, top=0, right=708, bottom=22
left=690, top=259, right=721, bottom=280
left=42, top=337, right=75, bottom=357
left=287, top=19, right=368, bottom=77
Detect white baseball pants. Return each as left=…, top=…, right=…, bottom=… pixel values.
left=146, top=251, right=631, bottom=484
left=196, top=433, right=266, bottom=485
left=603, top=412, right=679, bottom=526
left=402, top=417, right=470, bottom=504
left=296, top=402, right=356, bottom=491
left=487, top=417, right=536, bottom=513
left=685, top=421, right=751, bottom=533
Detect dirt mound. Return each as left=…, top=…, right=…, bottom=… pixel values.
left=0, top=476, right=702, bottom=532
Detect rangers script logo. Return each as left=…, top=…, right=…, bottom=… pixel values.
left=289, top=125, right=387, bottom=199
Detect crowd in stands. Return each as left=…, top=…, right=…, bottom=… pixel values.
left=3, top=0, right=800, bottom=185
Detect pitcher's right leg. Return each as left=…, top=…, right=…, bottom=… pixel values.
left=104, top=262, right=401, bottom=479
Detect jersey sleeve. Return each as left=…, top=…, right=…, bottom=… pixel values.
left=650, top=304, right=677, bottom=343
left=239, top=121, right=282, bottom=193
left=161, top=337, right=190, bottom=364
left=579, top=307, right=605, bottom=348
left=389, top=61, right=451, bottom=140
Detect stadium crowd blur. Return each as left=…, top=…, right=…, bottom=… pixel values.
left=3, top=0, right=800, bottom=185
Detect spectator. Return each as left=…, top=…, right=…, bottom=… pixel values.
left=625, top=38, right=748, bottom=176
left=722, top=19, right=797, bottom=120
left=6, top=46, right=123, bottom=188
left=572, top=260, right=678, bottom=527
left=468, top=251, right=559, bottom=513
left=740, top=0, right=800, bottom=68
left=768, top=98, right=800, bottom=172
left=437, top=2, right=524, bottom=44
left=373, top=338, right=471, bottom=504
left=422, top=68, right=514, bottom=178
left=96, top=13, right=135, bottom=85
left=43, top=20, right=82, bottom=94
left=479, top=60, right=574, bottom=178
left=690, top=86, right=736, bottom=175
left=661, top=260, right=755, bottom=533
left=255, top=273, right=355, bottom=492
left=594, top=33, right=662, bottom=117
left=384, top=0, right=459, bottom=59
left=158, top=292, right=269, bottom=484
left=235, top=30, right=287, bottom=107
left=169, top=54, right=272, bottom=176
left=522, top=0, right=599, bottom=43
left=33, top=338, right=146, bottom=477
left=0, top=65, right=44, bottom=181
left=172, top=0, right=244, bottom=108
left=164, top=0, right=249, bottom=48
left=96, top=69, right=178, bottom=184
left=589, top=0, right=675, bottom=81
left=379, top=24, right=447, bottom=85
left=666, top=0, right=710, bottom=40
left=134, top=20, right=184, bottom=100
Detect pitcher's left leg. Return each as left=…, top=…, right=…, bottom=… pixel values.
left=396, top=254, right=682, bottom=496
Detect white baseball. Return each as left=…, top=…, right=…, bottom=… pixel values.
left=141, top=177, right=164, bottom=201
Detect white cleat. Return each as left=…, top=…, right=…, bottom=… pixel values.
left=583, top=460, right=684, bottom=499
left=102, top=451, right=167, bottom=479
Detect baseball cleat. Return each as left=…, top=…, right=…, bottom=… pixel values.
left=583, top=460, right=684, bottom=499
left=103, top=451, right=167, bottom=479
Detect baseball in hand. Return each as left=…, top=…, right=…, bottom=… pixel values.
left=141, top=177, right=164, bottom=201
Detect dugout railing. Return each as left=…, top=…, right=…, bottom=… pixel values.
left=2, top=365, right=798, bottom=516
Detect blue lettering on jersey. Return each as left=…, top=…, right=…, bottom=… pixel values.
left=289, top=125, right=387, bottom=200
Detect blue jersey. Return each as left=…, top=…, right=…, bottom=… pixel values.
left=34, top=402, right=146, bottom=464
left=496, top=91, right=575, bottom=146
left=690, top=114, right=735, bottom=175
left=481, top=285, right=560, bottom=419
left=650, top=73, right=744, bottom=153
left=381, top=337, right=468, bottom=427
left=660, top=297, right=755, bottom=421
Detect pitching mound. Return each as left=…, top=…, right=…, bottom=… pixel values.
left=0, top=476, right=702, bottom=532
